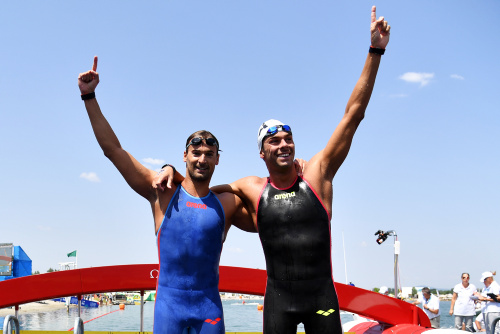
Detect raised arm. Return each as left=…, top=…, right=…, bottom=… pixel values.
left=308, top=6, right=391, bottom=182
left=78, top=56, right=156, bottom=201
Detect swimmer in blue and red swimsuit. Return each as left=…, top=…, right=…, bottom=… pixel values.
left=79, top=59, right=255, bottom=334
left=149, top=132, right=254, bottom=334
left=154, top=185, right=225, bottom=334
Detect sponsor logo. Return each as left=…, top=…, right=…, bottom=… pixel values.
left=316, top=309, right=336, bottom=316
left=150, top=269, right=159, bottom=278
left=186, top=201, right=207, bottom=209
left=274, top=191, right=296, bottom=200
left=205, top=318, right=221, bottom=325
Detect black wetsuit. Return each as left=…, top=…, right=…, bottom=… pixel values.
left=257, top=176, right=342, bottom=334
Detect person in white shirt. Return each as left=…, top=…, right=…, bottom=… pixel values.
left=449, top=272, right=477, bottom=332
left=474, top=271, right=500, bottom=334
left=413, top=287, right=440, bottom=328
left=379, top=286, right=389, bottom=296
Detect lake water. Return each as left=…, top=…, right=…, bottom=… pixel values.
left=1, top=300, right=459, bottom=332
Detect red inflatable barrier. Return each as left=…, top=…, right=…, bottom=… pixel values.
left=0, top=264, right=430, bottom=328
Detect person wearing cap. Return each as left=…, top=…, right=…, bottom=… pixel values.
left=449, top=272, right=477, bottom=332
left=77, top=57, right=256, bottom=334
left=474, top=272, right=500, bottom=334
left=155, top=6, right=390, bottom=333
left=412, top=287, right=441, bottom=328
left=379, top=286, right=390, bottom=296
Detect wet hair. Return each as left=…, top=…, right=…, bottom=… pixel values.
left=185, top=130, right=220, bottom=155
left=421, top=287, right=431, bottom=295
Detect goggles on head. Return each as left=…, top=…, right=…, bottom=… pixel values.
left=186, top=137, right=220, bottom=151
left=264, top=124, right=292, bottom=137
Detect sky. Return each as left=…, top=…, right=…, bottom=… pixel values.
left=1, top=1, right=499, bottom=291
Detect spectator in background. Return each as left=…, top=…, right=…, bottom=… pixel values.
left=413, top=287, right=440, bottom=328
left=475, top=312, right=486, bottom=332
left=449, top=272, right=477, bottom=332
left=379, top=286, right=389, bottom=296
left=475, top=271, right=500, bottom=334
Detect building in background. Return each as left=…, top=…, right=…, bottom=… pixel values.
left=0, top=243, right=32, bottom=281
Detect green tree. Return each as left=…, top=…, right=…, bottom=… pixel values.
left=412, top=287, right=417, bottom=297
left=46, top=268, right=58, bottom=273
left=33, top=270, right=40, bottom=275
left=438, top=289, right=453, bottom=295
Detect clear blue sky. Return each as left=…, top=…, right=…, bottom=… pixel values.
left=1, top=1, right=498, bottom=291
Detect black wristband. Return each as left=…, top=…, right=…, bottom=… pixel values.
left=369, top=47, right=385, bottom=55
left=161, top=164, right=176, bottom=174
left=81, top=92, right=96, bottom=100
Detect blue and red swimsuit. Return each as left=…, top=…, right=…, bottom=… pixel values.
left=154, top=186, right=225, bottom=334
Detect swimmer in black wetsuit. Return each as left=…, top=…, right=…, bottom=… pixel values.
left=257, top=175, right=340, bottom=333
left=77, top=58, right=255, bottom=333
left=217, top=7, right=390, bottom=333
left=155, top=6, right=391, bottom=333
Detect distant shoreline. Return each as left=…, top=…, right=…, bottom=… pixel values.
left=0, top=295, right=264, bottom=317
left=2, top=295, right=454, bottom=317
left=221, top=295, right=264, bottom=301
left=0, top=300, right=69, bottom=317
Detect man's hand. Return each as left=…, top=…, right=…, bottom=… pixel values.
left=78, top=56, right=99, bottom=95
left=153, top=166, right=175, bottom=191
left=370, top=6, right=390, bottom=49
left=294, top=159, right=307, bottom=177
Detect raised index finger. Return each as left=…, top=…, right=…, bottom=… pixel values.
left=92, top=56, right=98, bottom=72
left=371, top=6, right=377, bottom=23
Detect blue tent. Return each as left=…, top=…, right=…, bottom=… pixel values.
left=0, top=246, right=32, bottom=281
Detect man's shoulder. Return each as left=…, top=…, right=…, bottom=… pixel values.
left=238, top=175, right=267, bottom=182
left=213, top=191, right=239, bottom=211
left=234, top=175, right=268, bottom=189
left=213, top=190, right=234, bottom=199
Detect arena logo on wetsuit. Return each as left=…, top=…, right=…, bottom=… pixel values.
left=274, top=191, right=296, bottom=200
left=204, top=318, right=221, bottom=325
left=186, top=201, right=207, bottom=209
left=316, top=309, right=336, bottom=316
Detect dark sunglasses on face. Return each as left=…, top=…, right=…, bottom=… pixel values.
left=462, top=277, right=469, bottom=279
left=186, top=137, right=220, bottom=151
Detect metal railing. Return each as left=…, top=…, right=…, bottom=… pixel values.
left=73, top=317, right=84, bottom=334
left=2, top=315, right=20, bottom=334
